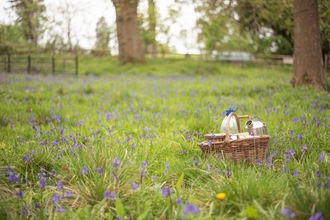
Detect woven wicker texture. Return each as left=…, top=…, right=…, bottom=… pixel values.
left=198, top=112, right=270, bottom=162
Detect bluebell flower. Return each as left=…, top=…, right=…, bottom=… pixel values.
left=22, top=155, right=29, bottom=163
left=285, top=150, right=295, bottom=163
left=193, top=157, right=198, bottom=167
left=51, top=193, right=61, bottom=206
left=292, top=170, right=299, bottom=177
left=131, top=181, right=138, bottom=192
left=324, top=176, right=330, bottom=189
left=56, top=206, right=65, bottom=213
left=20, top=205, right=29, bottom=216
left=104, top=191, right=116, bottom=200
left=182, top=203, right=199, bottom=219
left=319, top=152, right=325, bottom=162
left=15, top=190, right=24, bottom=199
left=64, top=190, right=74, bottom=197
left=280, top=207, right=296, bottom=219
left=81, top=167, right=88, bottom=175
left=301, top=144, right=308, bottom=152
left=309, top=211, right=324, bottom=220
left=297, top=134, right=303, bottom=140
left=161, top=187, right=171, bottom=197
left=7, top=168, right=20, bottom=183
left=57, top=180, right=63, bottom=190
left=112, top=157, right=120, bottom=170
left=256, top=159, right=262, bottom=166
left=164, top=162, right=169, bottom=175
left=266, top=156, right=273, bottom=168
left=176, top=196, right=182, bottom=205
left=39, top=176, right=46, bottom=190
left=96, top=167, right=104, bottom=175
left=292, top=117, right=299, bottom=123
left=224, top=169, right=231, bottom=176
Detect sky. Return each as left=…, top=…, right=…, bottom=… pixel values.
left=0, top=0, right=200, bottom=54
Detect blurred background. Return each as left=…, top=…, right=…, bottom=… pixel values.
left=0, top=0, right=329, bottom=66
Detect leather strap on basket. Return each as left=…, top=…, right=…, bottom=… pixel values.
left=225, top=112, right=241, bottom=141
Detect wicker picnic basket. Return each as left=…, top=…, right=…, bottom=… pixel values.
left=198, top=112, right=270, bottom=163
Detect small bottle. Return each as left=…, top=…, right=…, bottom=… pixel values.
left=220, top=106, right=238, bottom=134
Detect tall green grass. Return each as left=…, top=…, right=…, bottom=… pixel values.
left=0, top=60, right=329, bottom=220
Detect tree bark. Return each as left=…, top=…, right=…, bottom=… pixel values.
left=291, top=0, right=326, bottom=88
left=112, top=0, right=145, bottom=64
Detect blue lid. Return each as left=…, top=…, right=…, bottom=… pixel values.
left=225, top=106, right=238, bottom=116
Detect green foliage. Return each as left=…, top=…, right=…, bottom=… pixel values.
left=8, top=0, right=47, bottom=44
left=0, top=60, right=329, bottom=219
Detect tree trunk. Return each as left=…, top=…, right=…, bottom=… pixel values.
left=148, top=0, right=157, bottom=58
left=112, top=0, right=145, bottom=64
left=291, top=0, right=326, bottom=89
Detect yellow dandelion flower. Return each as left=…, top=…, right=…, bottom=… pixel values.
left=216, top=192, right=226, bottom=200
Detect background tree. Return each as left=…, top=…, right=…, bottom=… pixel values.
left=7, top=0, right=47, bottom=45
left=93, top=16, right=111, bottom=56
left=0, top=24, right=26, bottom=54
left=147, top=0, right=157, bottom=58
left=111, top=0, right=144, bottom=64
left=195, top=0, right=254, bottom=55
left=55, top=0, right=84, bottom=53
left=291, top=0, right=326, bottom=88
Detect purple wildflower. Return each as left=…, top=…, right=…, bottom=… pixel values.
left=164, top=162, right=169, bottom=175
left=81, top=167, right=88, bottom=175
left=280, top=208, right=296, bottom=219
left=64, top=190, right=74, bottom=197
left=297, top=134, right=303, bottom=140
left=51, top=193, right=61, bottom=206
left=319, top=152, right=325, bottom=162
left=301, top=144, right=308, bottom=152
left=193, top=157, right=198, bottom=167
left=309, top=212, right=324, bottom=220
left=182, top=203, right=199, bottom=219
left=57, top=180, right=63, bottom=190
left=39, top=176, right=46, bottom=190
left=176, top=196, right=182, bottom=205
left=292, top=170, right=299, bottom=177
left=151, top=176, right=157, bottom=181
left=20, top=205, right=29, bottom=216
left=266, top=156, right=273, bottom=168
left=224, top=169, right=231, bottom=176
left=285, top=150, right=295, bottom=163
left=113, top=158, right=120, bottom=169
left=161, top=187, right=171, bottom=197
left=131, top=181, right=138, bottom=192
left=15, top=190, right=24, bottom=199
left=7, top=168, right=20, bottom=183
left=56, top=206, right=65, bottom=213
left=104, top=191, right=116, bottom=200
left=96, top=167, right=104, bottom=175
left=22, top=155, right=29, bottom=163
left=292, top=117, right=299, bottom=123
left=324, top=176, right=330, bottom=189
left=284, top=166, right=288, bottom=173
left=256, top=159, right=262, bottom=166
left=316, top=170, right=321, bottom=179
left=207, top=163, right=213, bottom=170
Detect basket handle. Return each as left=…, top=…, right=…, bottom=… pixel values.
left=225, top=112, right=241, bottom=140
left=237, top=115, right=249, bottom=119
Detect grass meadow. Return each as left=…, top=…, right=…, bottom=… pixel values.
left=0, top=58, right=329, bottom=220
